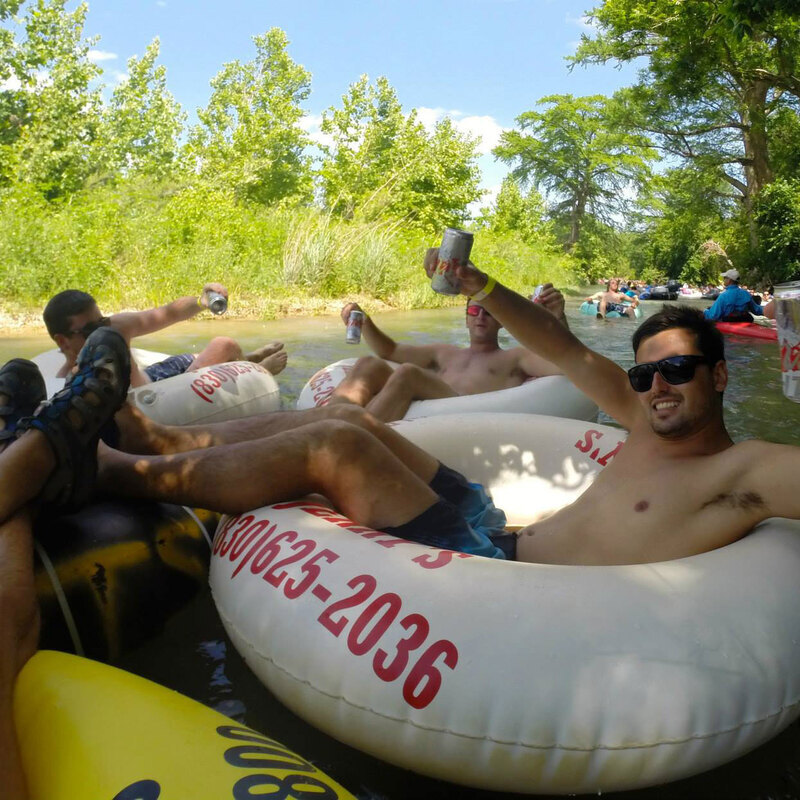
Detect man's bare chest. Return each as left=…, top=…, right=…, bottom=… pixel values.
left=437, top=350, right=524, bottom=392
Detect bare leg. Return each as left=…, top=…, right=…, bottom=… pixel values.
left=98, top=419, right=439, bottom=530
left=188, top=337, right=243, bottom=372
left=0, top=431, right=56, bottom=524
left=0, top=509, right=38, bottom=800
left=328, top=356, right=394, bottom=407
left=365, top=363, right=458, bottom=422
left=0, top=431, right=62, bottom=800
left=597, top=299, right=607, bottom=319
left=114, top=403, right=439, bottom=483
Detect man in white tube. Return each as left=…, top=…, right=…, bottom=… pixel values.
left=328, top=290, right=566, bottom=421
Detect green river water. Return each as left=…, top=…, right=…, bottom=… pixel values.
left=2, top=296, right=799, bottom=799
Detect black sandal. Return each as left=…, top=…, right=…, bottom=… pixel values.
left=16, top=328, right=131, bottom=510
left=0, top=358, right=46, bottom=446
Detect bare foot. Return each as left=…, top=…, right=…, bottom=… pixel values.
left=245, top=341, right=284, bottom=362
left=261, top=350, right=288, bottom=376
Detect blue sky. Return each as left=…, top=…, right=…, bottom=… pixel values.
left=81, top=0, right=639, bottom=205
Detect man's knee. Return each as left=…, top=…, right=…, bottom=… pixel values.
left=206, top=336, right=243, bottom=362
left=384, top=362, right=423, bottom=390
left=308, top=419, right=377, bottom=463
left=323, top=403, right=376, bottom=429
left=352, top=355, right=393, bottom=379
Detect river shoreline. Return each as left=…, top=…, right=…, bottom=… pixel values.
left=0, top=295, right=398, bottom=338
left=0, top=286, right=599, bottom=338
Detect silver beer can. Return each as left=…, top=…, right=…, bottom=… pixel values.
left=431, top=228, right=474, bottom=295
left=207, top=291, right=228, bottom=315
left=346, top=310, right=365, bottom=344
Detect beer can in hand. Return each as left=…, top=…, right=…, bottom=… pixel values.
left=431, top=228, right=474, bottom=295
left=532, top=284, right=544, bottom=303
left=346, top=310, right=365, bottom=344
left=206, top=291, right=228, bottom=315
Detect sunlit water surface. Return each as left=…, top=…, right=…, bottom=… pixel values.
left=3, top=297, right=799, bottom=799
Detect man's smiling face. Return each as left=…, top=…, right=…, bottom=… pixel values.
left=634, top=327, right=727, bottom=438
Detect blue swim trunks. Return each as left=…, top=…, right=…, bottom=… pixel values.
left=380, top=463, right=514, bottom=560
left=143, top=353, right=195, bottom=382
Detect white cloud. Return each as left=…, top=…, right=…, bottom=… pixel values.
left=453, top=115, right=506, bottom=154
left=157, top=1, right=167, bottom=6
left=415, top=106, right=457, bottom=132
left=88, top=49, right=118, bottom=63
left=299, top=113, right=323, bottom=131
left=113, top=71, right=129, bottom=84
left=566, top=13, right=596, bottom=33
left=415, top=107, right=507, bottom=155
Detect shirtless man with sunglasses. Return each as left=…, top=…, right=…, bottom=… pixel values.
left=421, top=251, right=800, bottom=565
left=330, top=278, right=566, bottom=421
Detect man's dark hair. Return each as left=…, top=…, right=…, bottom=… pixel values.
left=632, top=304, right=725, bottom=365
left=43, top=290, right=97, bottom=337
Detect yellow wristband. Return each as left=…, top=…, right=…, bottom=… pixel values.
left=197, top=296, right=205, bottom=309
left=471, top=276, right=496, bottom=302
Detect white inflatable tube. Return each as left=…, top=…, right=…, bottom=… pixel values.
left=34, top=348, right=280, bottom=425
left=210, top=413, right=800, bottom=794
left=297, top=357, right=598, bottom=421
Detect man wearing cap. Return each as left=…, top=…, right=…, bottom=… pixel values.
left=703, top=269, right=763, bottom=322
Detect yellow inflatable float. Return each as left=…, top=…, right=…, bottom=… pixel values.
left=14, top=650, right=356, bottom=800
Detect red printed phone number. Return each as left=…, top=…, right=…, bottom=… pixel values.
left=213, top=513, right=458, bottom=710
left=308, top=364, right=353, bottom=407
left=191, top=363, right=261, bottom=403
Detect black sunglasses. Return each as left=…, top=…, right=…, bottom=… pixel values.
left=67, top=316, right=111, bottom=338
left=627, top=355, right=709, bottom=393
left=466, top=305, right=493, bottom=318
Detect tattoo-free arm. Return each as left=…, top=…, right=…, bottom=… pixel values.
left=340, top=302, right=439, bottom=368
left=110, top=283, right=226, bottom=339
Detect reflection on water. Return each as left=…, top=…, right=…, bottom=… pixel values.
left=4, top=298, right=800, bottom=799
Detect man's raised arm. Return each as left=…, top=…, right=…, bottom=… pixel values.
left=423, top=250, right=640, bottom=427
left=340, top=302, right=439, bottom=369
left=110, top=283, right=228, bottom=340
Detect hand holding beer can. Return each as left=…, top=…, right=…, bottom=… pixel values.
left=346, top=310, right=365, bottom=344
left=431, top=228, right=474, bottom=295
left=206, top=290, right=228, bottom=315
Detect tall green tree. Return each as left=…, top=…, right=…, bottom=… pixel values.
left=386, top=113, right=482, bottom=230
left=632, top=166, right=737, bottom=283
left=0, top=0, right=102, bottom=196
left=0, top=0, right=24, bottom=156
left=99, top=39, right=185, bottom=180
left=478, top=177, right=554, bottom=246
left=186, top=28, right=313, bottom=205
left=572, top=0, right=800, bottom=247
left=494, top=94, right=655, bottom=251
left=318, top=75, right=405, bottom=219
left=319, top=75, right=482, bottom=230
